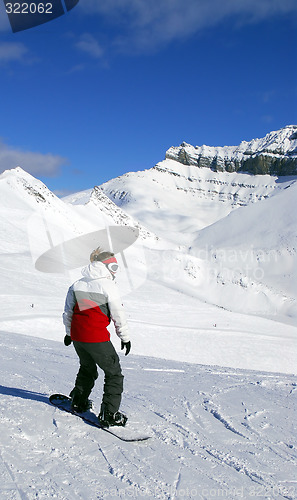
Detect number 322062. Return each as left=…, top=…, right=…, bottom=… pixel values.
left=5, top=3, right=53, bottom=14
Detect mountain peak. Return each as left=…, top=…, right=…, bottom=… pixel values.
left=166, top=126, right=297, bottom=175
left=0, top=165, right=59, bottom=208
left=1, top=165, right=31, bottom=179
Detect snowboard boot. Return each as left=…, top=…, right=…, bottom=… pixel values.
left=98, top=406, right=127, bottom=428
left=69, top=388, right=92, bottom=413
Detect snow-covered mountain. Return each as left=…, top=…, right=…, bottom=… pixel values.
left=0, top=129, right=297, bottom=498
left=82, top=126, right=297, bottom=246
left=0, top=126, right=296, bottom=365
left=64, top=126, right=297, bottom=323
left=63, top=184, right=159, bottom=243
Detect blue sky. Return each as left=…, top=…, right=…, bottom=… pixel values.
left=0, top=0, right=296, bottom=195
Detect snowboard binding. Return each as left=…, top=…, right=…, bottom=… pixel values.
left=98, top=407, right=128, bottom=428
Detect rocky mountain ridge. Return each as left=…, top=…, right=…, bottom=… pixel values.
left=165, top=125, right=297, bottom=175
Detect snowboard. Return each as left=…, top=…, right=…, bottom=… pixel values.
left=49, top=394, right=152, bottom=442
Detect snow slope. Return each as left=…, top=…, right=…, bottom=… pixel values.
left=189, top=180, right=297, bottom=320
left=1, top=330, right=296, bottom=500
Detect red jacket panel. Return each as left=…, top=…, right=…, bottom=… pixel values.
left=70, top=298, right=111, bottom=343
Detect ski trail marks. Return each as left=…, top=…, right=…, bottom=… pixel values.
left=0, top=450, right=29, bottom=500
left=203, top=398, right=248, bottom=438
left=1, top=332, right=297, bottom=499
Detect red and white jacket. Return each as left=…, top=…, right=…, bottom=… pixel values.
left=63, top=261, right=130, bottom=343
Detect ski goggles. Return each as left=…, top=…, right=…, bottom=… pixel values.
left=102, top=256, right=119, bottom=274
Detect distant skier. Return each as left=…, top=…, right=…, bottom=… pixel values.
left=62, top=248, right=131, bottom=427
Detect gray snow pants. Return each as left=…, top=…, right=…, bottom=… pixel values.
left=72, top=340, right=124, bottom=414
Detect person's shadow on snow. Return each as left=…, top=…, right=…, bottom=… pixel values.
left=0, top=385, right=50, bottom=405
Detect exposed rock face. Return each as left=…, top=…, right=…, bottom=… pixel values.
left=165, top=125, right=297, bottom=175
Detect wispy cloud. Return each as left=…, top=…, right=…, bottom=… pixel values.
left=261, top=90, right=276, bottom=104
left=0, top=42, right=29, bottom=63
left=0, top=140, right=67, bottom=177
left=261, top=115, right=274, bottom=123
left=75, top=33, right=104, bottom=59
left=79, top=0, right=297, bottom=53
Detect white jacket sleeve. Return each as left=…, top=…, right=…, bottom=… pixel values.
left=104, top=280, right=130, bottom=343
left=62, top=285, right=76, bottom=335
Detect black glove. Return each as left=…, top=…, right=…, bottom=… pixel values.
left=121, top=340, right=131, bottom=356
left=64, top=335, right=72, bottom=346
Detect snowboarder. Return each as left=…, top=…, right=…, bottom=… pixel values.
left=62, top=247, right=131, bottom=427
